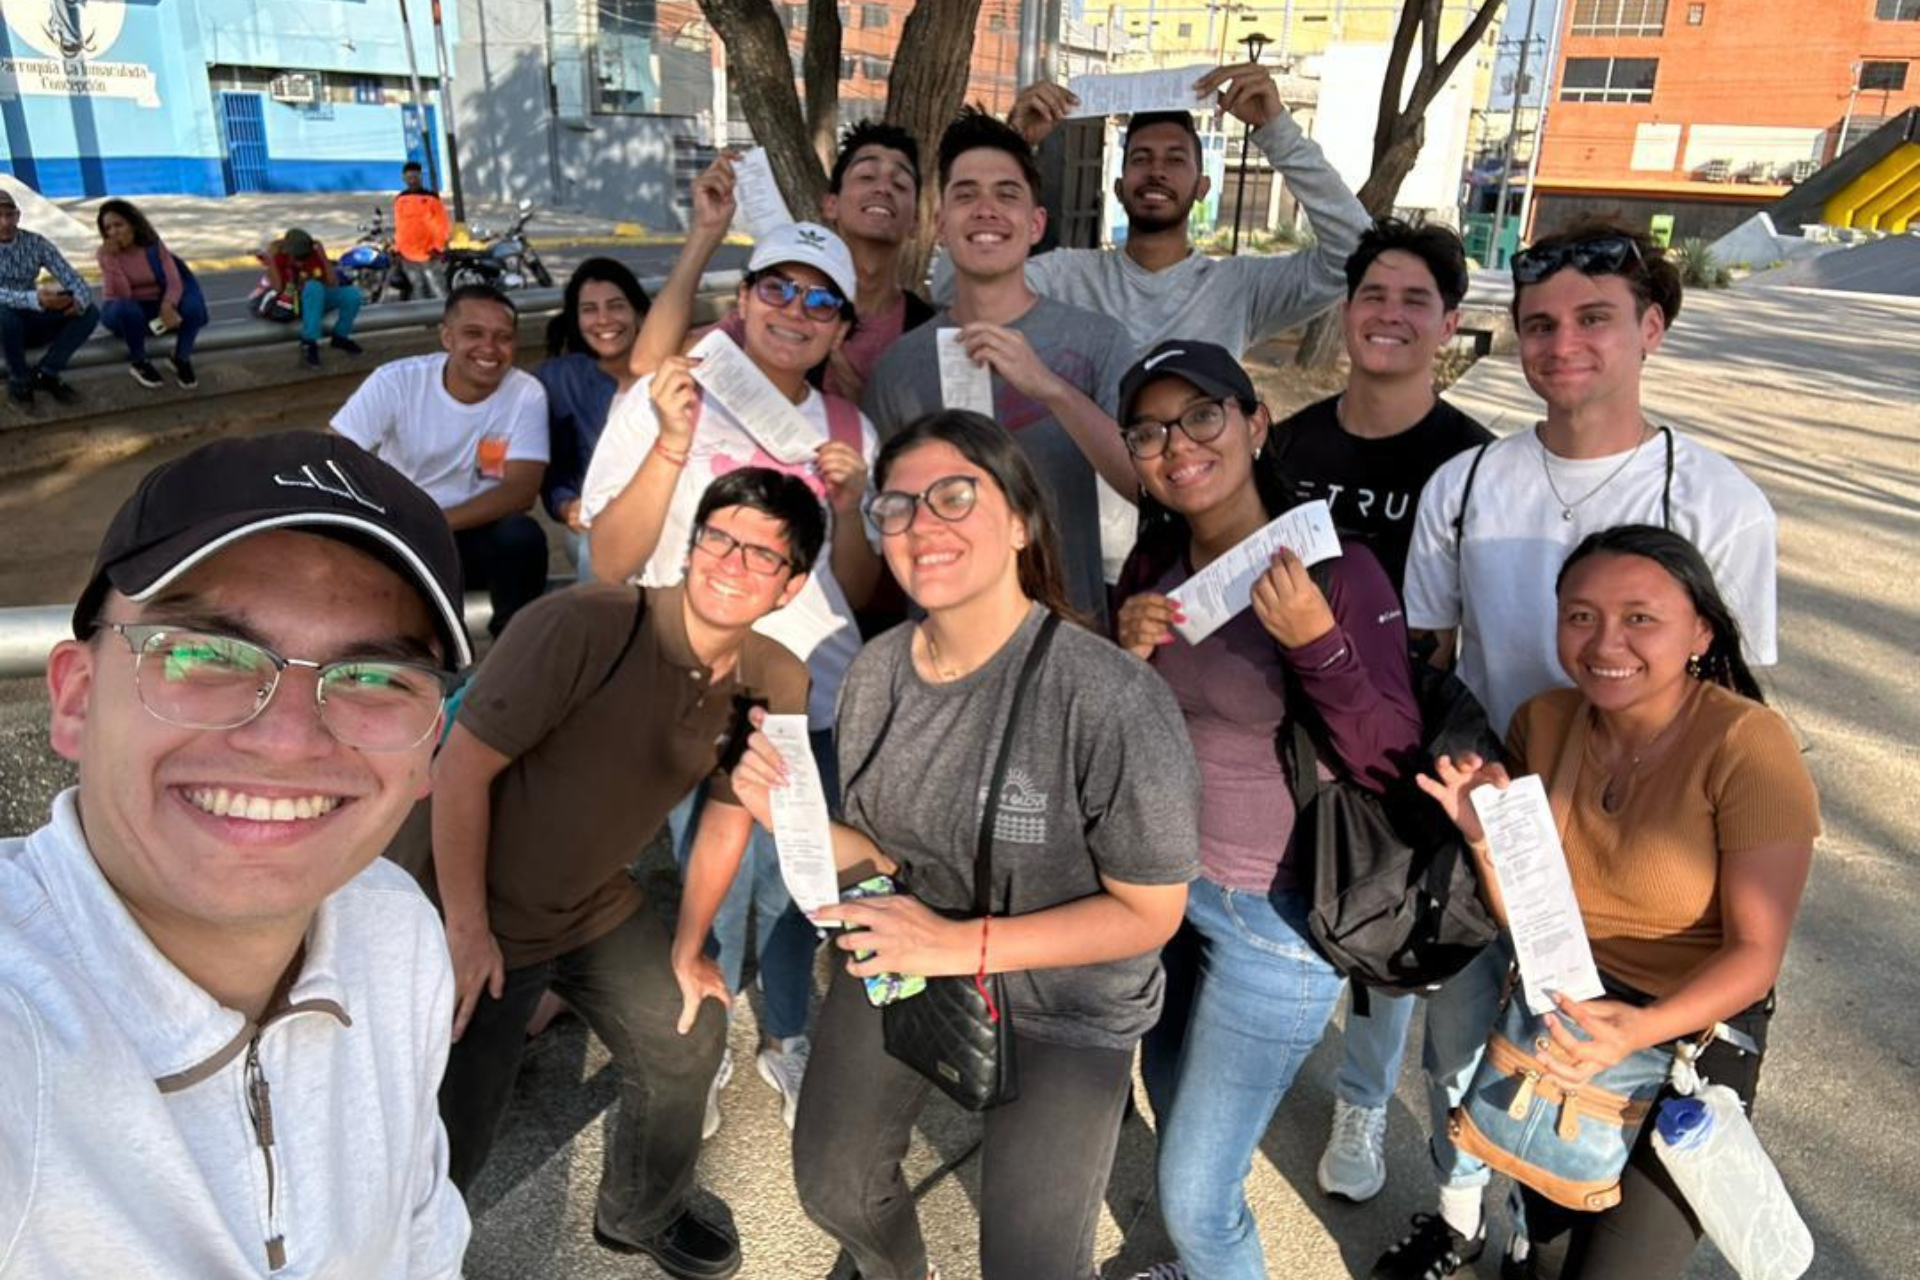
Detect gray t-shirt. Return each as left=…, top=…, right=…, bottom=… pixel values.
left=861, top=296, right=1133, bottom=625
left=836, top=608, right=1201, bottom=1050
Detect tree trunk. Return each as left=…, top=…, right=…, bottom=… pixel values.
left=698, top=0, right=829, bottom=219
left=1296, top=0, right=1503, bottom=369
left=884, top=0, right=988, bottom=287
left=803, top=0, right=842, bottom=174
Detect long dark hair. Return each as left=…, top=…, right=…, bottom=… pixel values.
left=96, top=198, right=160, bottom=249
left=1555, top=525, right=1764, bottom=703
left=546, top=256, right=651, bottom=358
left=873, top=410, right=1079, bottom=623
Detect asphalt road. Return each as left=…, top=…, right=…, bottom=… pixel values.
left=190, top=242, right=752, bottom=324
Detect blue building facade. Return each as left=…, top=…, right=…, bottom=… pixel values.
left=0, top=0, right=453, bottom=197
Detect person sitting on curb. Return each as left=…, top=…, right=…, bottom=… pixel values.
left=267, top=226, right=364, bottom=369
left=433, top=467, right=820, bottom=1280
left=96, top=197, right=209, bottom=391
left=0, top=430, right=473, bottom=1277
left=0, top=186, right=99, bottom=410
left=331, top=284, right=550, bottom=637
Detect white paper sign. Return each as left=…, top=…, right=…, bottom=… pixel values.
left=761, top=714, right=839, bottom=914
left=1065, top=64, right=1213, bottom=118
left=936, top=329, right=994, bottom=416
left=687, top=329, right=819, bottom=465
left=1470, top=776, right=1607, bottom=1016
left=1168, top=500, right=1343, bottom=644
left=734, top=147, right=794, bottom=242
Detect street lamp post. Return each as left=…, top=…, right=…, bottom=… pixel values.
left=1229, top=31, right=1270, bottom=255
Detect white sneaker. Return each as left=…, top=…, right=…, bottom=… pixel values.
left=702, top=1048, right=733, bottom=1141
left=1318, top=1098, right=1389, bottom=1201
left=755, top=1034, right=810, bottom=1129
left=1126, top=1264, right=1189, bottom=1280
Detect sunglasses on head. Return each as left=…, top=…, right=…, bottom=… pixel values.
left=751, top=273, right=847, bottom=323
left=1510, top=234, right=1645, bottom=286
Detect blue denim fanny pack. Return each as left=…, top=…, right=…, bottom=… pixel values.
left=1449, top=994, right=1676, bottom=1211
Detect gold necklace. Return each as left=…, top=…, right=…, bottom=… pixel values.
left=921, top=626, right=962, bottom=682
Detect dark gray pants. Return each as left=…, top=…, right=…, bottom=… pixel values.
left=792, top=964, right=1134, bottom=1280
left=438, top=904, right=725, bottom=1238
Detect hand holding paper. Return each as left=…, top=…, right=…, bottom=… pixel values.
left=734, top=147, right=795, bottom=242
left=1168, top=500, right=1342, bottom=644
left=1064, top=65, right=1214, bottom=118
left=761, top=715, right=840, bottom=915
left=686, top=329, right=819, bottom=465
left=1469, top=776, right=1606, bottom=1015
left=936, top=329, right=994, bottom=416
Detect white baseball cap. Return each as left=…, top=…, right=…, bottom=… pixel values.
left=747, top=221, right=858, bottom=305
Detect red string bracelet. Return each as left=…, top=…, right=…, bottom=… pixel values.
left=974, top=915, right=999, bottom=1023
left=652, top=439, right=689, bottom=467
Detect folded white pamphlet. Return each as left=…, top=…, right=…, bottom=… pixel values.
left=1470, top=775, right=1607, bottom=1015
left=761, top=714, right=839, bottom=914
left=1168, top=499, right=1342, bottom=644
left=686, top=329, right=819, bottom=465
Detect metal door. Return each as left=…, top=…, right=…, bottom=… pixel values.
left=220, top=92, right=269, bottom=194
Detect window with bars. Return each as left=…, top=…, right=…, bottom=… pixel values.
left=593, top=0, right=656, bottom=115
left=1561, top=56, right=1659, bottom=102
left=1571, top=0, right=1668, bottom=35
left=1873, top=0, right=1920, bottom=20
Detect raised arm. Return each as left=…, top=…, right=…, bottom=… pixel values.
left=630, top=154, right=737, bottom=380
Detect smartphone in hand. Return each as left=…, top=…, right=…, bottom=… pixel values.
left=840, top=874, right=928, bottom=1007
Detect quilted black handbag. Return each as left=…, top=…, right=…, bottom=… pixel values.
left=882, top=612, right=1060, bottom=1112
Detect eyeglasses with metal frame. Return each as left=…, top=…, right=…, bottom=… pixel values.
left=98, top=622, right=457, bottom=752
left=1121, top=399, right=1233, bottom=460
left=863, top=475, right=981, bottom=536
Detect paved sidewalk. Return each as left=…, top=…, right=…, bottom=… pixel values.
left=459, top=283, right=1920, bottom=1280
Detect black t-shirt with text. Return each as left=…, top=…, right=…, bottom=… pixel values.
left=1274, top=393, right=1493, bottom=592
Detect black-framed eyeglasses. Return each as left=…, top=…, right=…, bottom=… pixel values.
left=750, top=273, right=847, bottom=324
left=1510, top=234, right=1645, bottom=286
left=691, top=523, right=794, bottom=576
left=864, top=475, right=980, bottom=536
left=1121, top=399, right=1231, bottom=460
left=99, top=623, right=456, bottom=752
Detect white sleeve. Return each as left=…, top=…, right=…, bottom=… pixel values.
left=1703, top=510, right=1779, bottom=667
left=406, top=931, right=472, bottom=1279
left=579, top=380, right=660, bottom=526
left=504, top=376, right=551, bottom=464
left=329, top=367, right=397, bottom=455
left=1403, top=458, right=1467, bottom=631
left=0, top=987, right=39, bottom=1274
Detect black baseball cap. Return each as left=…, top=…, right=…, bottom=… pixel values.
left=1117, top=339, right=1259, bottom=424
left=75, top=432, right=473, bottom=670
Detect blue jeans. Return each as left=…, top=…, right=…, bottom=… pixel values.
left=0, top=302, right=99, bottom=384
left=1421, top=938, right=1511, bottom=1188
left=1145, top=879, right=1346, bottom=1280
left=667, top=728, right=837, bottom=1041
left=1334, top=984, right=1418, bottom=1109
left=298, top=278, right=362, bottom=343
left=101, top=292, right=208, bottom=363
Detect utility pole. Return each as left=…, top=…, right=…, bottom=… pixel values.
left=429, top=0, right=467, bottom=222
left=395, top=0, right=437, bottom=192
left=1488, top=0, right=1539, bottom=268
left=1515, top=0, right=1568, bottom=247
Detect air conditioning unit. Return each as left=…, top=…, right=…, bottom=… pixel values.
left=269, top=72, right=320, bottom=105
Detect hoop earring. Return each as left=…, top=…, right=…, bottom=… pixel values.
left=1686, top=652, right=1706, bottom=680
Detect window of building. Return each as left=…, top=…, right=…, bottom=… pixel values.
left=842, top=54, right=858, bottom=78
left=1177, top=21, right=1193, bottom=38
left=1687, top=3, right=1705, bottom=23
left=1860, top=59, right=1910, bottom=89
left=862, top=55, right=892, bottom=80
left=593, top=0, right=654, bottom=115
left=1571, top=0, right=1667, bottom=36
left=862, top=3, right=889, bottom=28
left=1873, top=0, right=1920, bottom=20
left=1561, top=56, right=1659, bottom=102
left=782, top=3, right=807, bottom=32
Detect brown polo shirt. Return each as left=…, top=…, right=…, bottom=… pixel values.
left=456, top=582, right=808, bottom=968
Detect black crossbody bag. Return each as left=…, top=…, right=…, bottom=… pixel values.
left=881, top=613, right=1061, bottom=1112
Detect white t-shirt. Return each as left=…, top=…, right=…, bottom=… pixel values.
left=1403, top=425, right=1778, bottom=733
left=331, top=354, right=549, bottom=510
left=581, top=376, right=879, bottom=727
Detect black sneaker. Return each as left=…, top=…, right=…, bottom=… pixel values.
left=128, top=360, right=164, bottom=389
left=7, top=381, right=32, bottom=409
left=593, top=1209, right=740, bottom=1280
left=300, top=340, right=322, bottom=369
left=32, top=369, right=78, bottom=404
left=168, top=356, right=198, bottom=389
left=330, top=335, right=364, bottom=356
left=1370, top=1212, right=1486, bottom=1280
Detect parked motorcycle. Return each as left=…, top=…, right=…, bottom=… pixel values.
left=336, top=207, right=408, bottom=304
left=442, top=198, right=554, bottom=292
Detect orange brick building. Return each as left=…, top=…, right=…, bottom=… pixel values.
left=1529, top=0, right=1920, bottom=240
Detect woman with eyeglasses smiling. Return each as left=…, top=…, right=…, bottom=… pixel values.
left=1110, top=340, right=1422, bottom=1280
left=729, top=410, right=1202, bottom=1280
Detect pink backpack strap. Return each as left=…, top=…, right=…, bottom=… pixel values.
left=821, top=391, right=864, bottom=453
